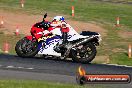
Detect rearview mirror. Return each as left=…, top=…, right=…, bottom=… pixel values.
left=44, top=13, right=47, bottom=18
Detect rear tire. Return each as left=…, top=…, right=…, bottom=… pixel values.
left=71, top=43, right=96, bottom=63
left=15, top=37, right=38, bottom=58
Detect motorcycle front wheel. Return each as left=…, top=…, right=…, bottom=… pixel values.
left=71, top=43, right=96, bottom=63
left=15, top=37, right=38, bottom=58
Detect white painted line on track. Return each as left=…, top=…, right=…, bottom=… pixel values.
left=17, top=67, right=24, bottom=69
left=115, top=65, right=127, bottom=67
left=26, top=68, right=34, bottom=70
left=0, top=64, right=36, bottom=69
left=107, top=64, right=118, bottom=66
left=102, top=63, right=132, bottom=68
left=6, top=66, right=14, bottom=68
left=124, top=65, right=132, bottom=68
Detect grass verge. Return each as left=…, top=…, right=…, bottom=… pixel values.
left=110, top=52, right=132, bottom=66
left=0, top=80, right=106, bottom=88
left=0, top=80, right=77, bottom=88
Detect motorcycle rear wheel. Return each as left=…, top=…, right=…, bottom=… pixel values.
left=15, top=37, right=38, bottom=58
left=71, top=43, right=96, bottom=63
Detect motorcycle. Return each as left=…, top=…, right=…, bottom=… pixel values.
left=15, top=13, right=102, bottom=63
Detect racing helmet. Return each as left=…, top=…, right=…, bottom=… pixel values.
left=52, top=16, right=65, bottom=22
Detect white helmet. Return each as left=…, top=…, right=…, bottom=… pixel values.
left=53, top=16, right=65, bottom=22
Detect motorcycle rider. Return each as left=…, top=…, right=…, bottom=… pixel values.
left=50, top=16, right=69, bottom=44
left=42, top=16, right=70, bottom=44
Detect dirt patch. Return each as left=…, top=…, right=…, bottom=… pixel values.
left=67, top=20, right=107, bottom=36
left=112, top=48, right=127, bottom=53
left=0, top=10, right=43, bottom=35
left=118, top=31, right=132, bottom=39
left=0, top=10, right=107, bottom=36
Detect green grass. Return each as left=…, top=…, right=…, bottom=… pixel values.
left=0, top=0, right=132, bottom=65
left=110, top=52, right=132, bottom=66
left=0, top=80, right=105, bottom=88
left=0, top=80, right=77, bottom=88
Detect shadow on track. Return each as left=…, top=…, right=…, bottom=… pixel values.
left=0, top=53, right=77, bottom=63
left=0, top=53, right=92, bottom=64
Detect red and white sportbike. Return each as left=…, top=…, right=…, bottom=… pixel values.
left=15, top=13, right=101, bottom=63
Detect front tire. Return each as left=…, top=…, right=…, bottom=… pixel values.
left=15, top=37, right=38, bottom=58
left=71, top=43, right=96, bottom=63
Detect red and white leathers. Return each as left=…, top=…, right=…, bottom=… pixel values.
left=49, top=20, right=69, bottom=32
left=61, top=21, right=69, bottom=32
left=49, top=20, right=69, bottom=43
left=61, top=21, right=69, bottom=44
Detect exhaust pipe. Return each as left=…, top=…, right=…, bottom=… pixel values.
left=63, top=36, right=95, bottom=58
left=71, top=36, right=95, bottom=48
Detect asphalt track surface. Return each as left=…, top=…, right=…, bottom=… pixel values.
left=0, top=54, right=132, bottom=88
